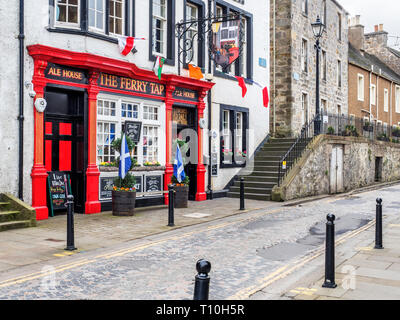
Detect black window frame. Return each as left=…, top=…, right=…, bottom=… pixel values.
left=48, top=0, right=134, bottom=45
left=213, top=0, right=253, bottom=83
left=149, top=0, right=176, bottom=66
left=183, top=0, right=206, bottom=70
left=219, top=104, right=249, bottom=169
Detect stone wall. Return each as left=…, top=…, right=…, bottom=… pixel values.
left=271, top=135, right=400, bottom=201
left=271, top=0, right=349, bottom=137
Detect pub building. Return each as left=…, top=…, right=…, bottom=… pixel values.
left=29, top=45, right=213, bottom=219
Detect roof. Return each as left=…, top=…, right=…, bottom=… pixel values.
left=389, top=47, right=400, bottom=58
left=349, top=43, right=400, bottom=84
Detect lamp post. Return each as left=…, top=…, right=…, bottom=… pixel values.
left=311, top=16, right=325, bottom=136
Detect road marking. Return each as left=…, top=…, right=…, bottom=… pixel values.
left=229, top=219, right=376, bottom=300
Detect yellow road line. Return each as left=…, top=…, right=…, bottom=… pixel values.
left=229, top=219, right=376, bottom=300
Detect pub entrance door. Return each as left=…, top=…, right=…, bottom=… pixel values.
left=44, top=88, right=86, bottom=213
left=172, top=106, right=198, bottom=201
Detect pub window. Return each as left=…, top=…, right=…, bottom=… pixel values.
left=89, top=0, right=105, bottom=32
left=152, top=0, right=168, bottom=56
left=97, top=96, right=162, bottom=166
left=55, top=0, right=80, bottom=27
left=97, top=121, right=117, bottom=163
left=121, top=102, right=139, bottom=119
left=143, top=126, right=159, bottom=163
left=220, top=106, right=248, bottom=167
left=109, top=0, right=125, bottom=35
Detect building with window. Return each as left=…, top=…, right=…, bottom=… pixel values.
left=0, top=0, right=269, bottom=220
left=348, top=16, right=400, bottom=128
left=270, top=0, right=349, bottom=137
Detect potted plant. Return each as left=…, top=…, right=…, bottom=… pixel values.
left=171, top=175, right=189, bottom=208
left=392, top=127, right=400, bottom=137
left=110, top=135, right=137, bottom=216
left=363, top=121, right=373, bottom=132
left=377, top=132, right=390, bottom=142
left=327, top=126, right=335, bottom=135
left=343, top=125, right=359, bottom=137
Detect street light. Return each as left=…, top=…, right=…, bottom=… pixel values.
left=311, top=16, right=325, bottom=136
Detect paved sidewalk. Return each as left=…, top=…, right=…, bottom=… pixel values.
left=0, top=198, right=278, bottom=274
left=283, top=214, right=400, bottom=300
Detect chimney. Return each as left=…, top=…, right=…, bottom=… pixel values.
left=365, top=23, right=388, bottom=48
left=349, top=15, right=365, bottom=51
left=379, top=24, right=384, bottom=32
left=374, top=25, right=379, bottom=32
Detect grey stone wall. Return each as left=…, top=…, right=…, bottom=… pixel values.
left=272, top=135, right=400, bottom=201
left=271, top=0, right=349, bottom=137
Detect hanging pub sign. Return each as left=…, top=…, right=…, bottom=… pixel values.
left=211, top=19, right=241, bottom=69
left=125, top=121, right=142, bottom=143
left=98, top=73, right=166, bottom=97
left=45, top=63, right=88, bottom=84
left=47, top=171, right=72, bottom=217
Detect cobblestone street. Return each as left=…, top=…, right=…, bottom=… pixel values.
left=0, top=183, right=398, bottom=300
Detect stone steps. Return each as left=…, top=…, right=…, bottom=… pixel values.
left=0, top=211, right=22, bottom=223
left=227, top=192, right=271, bottom=201
left=0, top=220, right=32, bottom=232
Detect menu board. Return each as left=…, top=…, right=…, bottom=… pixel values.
left=100, top=177, right=116, bottom=200
left=47, top=172, right=71, bottom=216
left=125, top=121, right=142, bottom=143
left=135, top=176, right=143, bottom=193
left=145, top=175, right=163, bottom=193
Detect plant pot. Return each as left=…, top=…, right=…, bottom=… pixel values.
left=363, top=125, right=373, bottom=132
left=112, top=190, right=136, bottom=216
left=173, top=185, right=189, bottom=208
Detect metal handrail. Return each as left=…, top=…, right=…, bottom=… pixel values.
left=277, top=115, right=318, bottom=186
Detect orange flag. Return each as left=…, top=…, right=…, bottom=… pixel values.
left=188, top=64, right=203, bottom=80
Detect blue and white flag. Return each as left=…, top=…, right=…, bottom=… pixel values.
left=173, top=144, right=186, bottom=183
left=119, top=134, right=132, bottom=179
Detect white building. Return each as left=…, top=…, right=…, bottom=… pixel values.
left=0, top=0, right=270, bottom=220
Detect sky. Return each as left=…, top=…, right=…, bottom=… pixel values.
left=338, top=0, right=400, bottom=49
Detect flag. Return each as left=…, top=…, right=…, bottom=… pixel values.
left=263, top=87, right=270, bottom=108
left=235, top=76, right=247, bottom=98
left=154, top=56, right=165, bottom=80
left=118, top=36, right=145, bottom=56
left=119, top=134, right=132, bottom=179
left=188, top=64, right=203, bottom=80
left=173, top=145, right=186, bottom=183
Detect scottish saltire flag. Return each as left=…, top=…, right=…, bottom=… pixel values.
left=119, top=134, right=132, bottom=179
left=173, top=145, right=186, bottom=183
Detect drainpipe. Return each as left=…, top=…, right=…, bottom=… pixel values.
left=18, top=0, right=25, bottom=200
left=376, top=73, right=379, bottom=121
left=272, top=0, right=276, bottom=136
left=390, top=81, right=393, bottom=126
left=207, top=0, right=213, bottom=199
left=369, top=69, right=372, bottom=121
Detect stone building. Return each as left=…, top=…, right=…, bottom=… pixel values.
left=363, top=24, right=400, bottom=76
left=348, top=17, right=400, bottom=127
left=270, top=0, right=349, bottom=137
left=0, top=0, right=270, bottom=220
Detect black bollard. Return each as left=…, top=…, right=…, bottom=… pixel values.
left=193, top=259, right=211, bottom=300
left=240, top=178, right=245, bottom=211
left=168, top=185, right=175, bottom=227
left=322, top=214, right=337, bottom=288
left=65, top=195, right=77, bottom=251
left=375, top=198, right=384, bottom=249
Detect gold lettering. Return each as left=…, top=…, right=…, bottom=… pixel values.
left=112, top=76, right=118, bottom=88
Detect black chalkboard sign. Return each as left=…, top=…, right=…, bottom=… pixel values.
left=145, top=175, right=162, bottom=192
left=47, top=172, right=71, bottom=217
left=135, top=176, right=143, bottom=193
left=125, top=121, right=142, bottom=143
left=100, top=177, right=116, bottom=200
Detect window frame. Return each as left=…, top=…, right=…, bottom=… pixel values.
left=213, top=1, right=253, bottom=82
left=358, top=74, right=365, bottom=101
left=301, top=38, right=308, bottom=74
left=183, top=0, right=206, bottom=69
left=149, top=0, right=176, bottom=66
left=54, top=0, right=81, bottom=29
left=49, top=0, right=132, bottom=44
left=384, top=88, right=389, bottom=112
left=96, top=94, right=163, bottom=166
left=88, top=0, right=106, bottom=33
left=109, top=0, right=126, bottom=36
left=220, top=105, right=249, bottom=168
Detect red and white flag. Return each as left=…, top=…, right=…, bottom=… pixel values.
left=118, top=36, right=145, bottom=56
